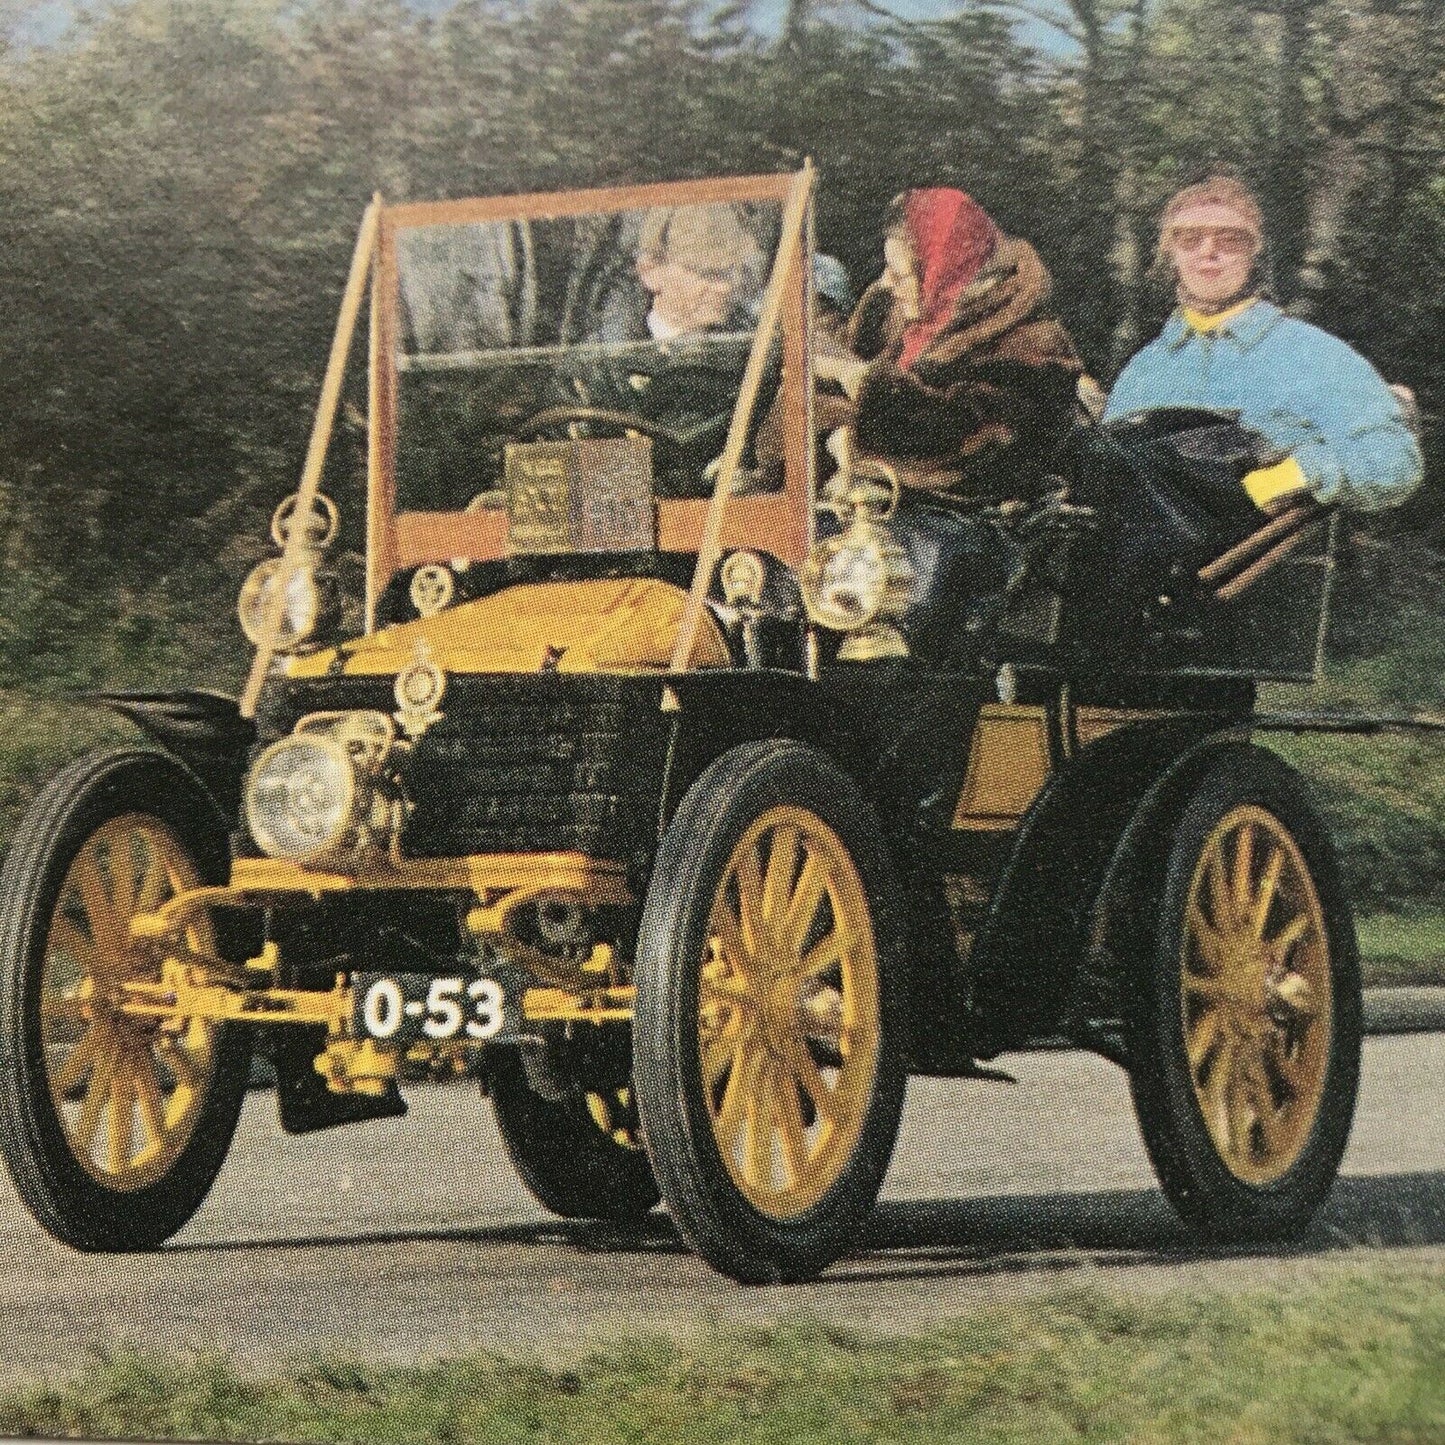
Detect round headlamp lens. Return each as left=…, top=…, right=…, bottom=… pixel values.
left=237, top=559, right=321, bottom=651
left=245, top=736, right=355, bottom=861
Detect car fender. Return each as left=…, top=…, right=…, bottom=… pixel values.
left=654, top=669, right=994, bottom=1070
left=967, top=715, right=1250, bottom=1055
left=87, top=690, right=256, bottom=825
left=655, top=671, right=889, bottom=837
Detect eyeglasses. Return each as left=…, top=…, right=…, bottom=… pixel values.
left=1168, top=226, right=1257, bottom=257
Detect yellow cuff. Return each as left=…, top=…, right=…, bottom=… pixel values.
left=1242, top=456, right=1310, bottom=508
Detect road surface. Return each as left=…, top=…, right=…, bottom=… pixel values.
left=0, top=1035, right=1441, bottom=1379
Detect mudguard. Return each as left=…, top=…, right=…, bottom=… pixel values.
left=88, top=690, right=256, bottom=824
left=657, top=667, right=994, bottom=1072
left=967, top=715, right=1248, bottom=1056
left=658, top=669, right=991, bottom=847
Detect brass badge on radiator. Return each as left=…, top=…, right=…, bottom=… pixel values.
left=394, top=642, right=447, bottom=740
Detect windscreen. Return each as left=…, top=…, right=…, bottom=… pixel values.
left=392, top=199, right=784, bottom=513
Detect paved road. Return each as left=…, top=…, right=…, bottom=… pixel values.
left=0, top=1035, right=1441, bottom=1380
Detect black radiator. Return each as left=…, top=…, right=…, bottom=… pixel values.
left=250, top=673, right=671, bottom=863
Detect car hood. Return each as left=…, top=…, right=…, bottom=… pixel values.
left=286, top=577, right=729, bottom=678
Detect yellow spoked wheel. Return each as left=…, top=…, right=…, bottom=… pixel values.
left=0, top=750, right=251, bottom=1251
left=1180, top=805, right=1332, bottom=1186
left=635, top=742, right=905, bottom=1285
left=487, top=1041, right=659, bottom=1222
left=699, top=805, right=880, bottom=1218
left=41, top=815, right=218, bottom=1191
left=1127, top=746, right=1361, bottom=1244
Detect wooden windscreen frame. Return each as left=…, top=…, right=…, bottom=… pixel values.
left=365, top=170, right=815, bottom=632
left=242, top=196, right=382, bottom=716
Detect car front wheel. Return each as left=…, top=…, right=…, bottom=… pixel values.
left=0, top=750, right=251, bottom=1251
left=633, top=741, right=906, bottom=1283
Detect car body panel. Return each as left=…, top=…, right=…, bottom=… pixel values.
left=287, top=578, right=730, bottom=678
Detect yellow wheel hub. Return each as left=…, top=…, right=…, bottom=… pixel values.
left=39, top=815, right=219, bottom=1191
left=698, top=805, right=879, bottom=1218
left=1181, top=805, right=1333, bottom=1185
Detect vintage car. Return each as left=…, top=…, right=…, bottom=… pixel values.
left=0, top=169, right=1366, bottom=1283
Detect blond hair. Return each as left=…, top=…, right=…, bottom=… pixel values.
left=1154, top=172, right=1265, bottom=275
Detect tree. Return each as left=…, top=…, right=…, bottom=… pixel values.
left=0, top=0, right=1437, bottom=689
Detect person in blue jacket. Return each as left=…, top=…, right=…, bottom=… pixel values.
left=1105, top=172, right=1422, bottom=514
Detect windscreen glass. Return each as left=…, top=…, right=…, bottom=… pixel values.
left=393, top=199, right=784, bottom=512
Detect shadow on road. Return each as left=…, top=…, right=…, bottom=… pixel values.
left=163, top=1170, right=1445, bottom=1280
left=831, top=1170, right=1445, bottom=1284
left=163, top=1212, right=685, bottom=1258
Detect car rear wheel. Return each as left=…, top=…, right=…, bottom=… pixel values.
left=633, top=741, right=906, bottom=1283
left=1127, top=745, right=1361, bottom=1243
left=0, top=750, right=251, bottom=1251
left=486, top=1042, right=659, bottom=1221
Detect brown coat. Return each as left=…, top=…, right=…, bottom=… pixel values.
left=844, top=236, right=1082, bottom=493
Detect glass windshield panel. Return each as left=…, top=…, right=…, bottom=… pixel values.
left=393, top=199, right=784, bottom=513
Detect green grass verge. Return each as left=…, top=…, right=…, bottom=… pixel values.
left=2, top=1270, right=1442, bottom=1444
left=0, top=690, right=131, bottom=854
left=1267, top=728, right=1445, bottom=917
left=1357, top=911, right=1445, bottom=988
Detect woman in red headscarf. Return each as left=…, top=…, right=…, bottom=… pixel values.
left=819, top=188, right=1083, bottom=496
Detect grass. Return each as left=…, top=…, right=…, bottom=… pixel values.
left=1357, top=911, right=1445, bottom=988
left=1268, top=728, right=1445, bottom=916
left=1260, top=710, right=1445, bottom=986
left=0, top=1269, right=1442, bottom=1443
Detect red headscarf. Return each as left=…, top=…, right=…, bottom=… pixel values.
left=896, top=188, right=999, bottom=371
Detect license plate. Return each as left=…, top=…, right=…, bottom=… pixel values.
left=352, top=971, right=519, bottom=1046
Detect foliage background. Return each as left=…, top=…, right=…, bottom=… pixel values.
left=0, top=0, right=1443, bottom=933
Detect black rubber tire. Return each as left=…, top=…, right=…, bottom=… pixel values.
left=633, top=740, right=907, bottom=1283
left=1126, top=744, right=1362, bottom=1244
left=487, top=1045, right=659, bottom=1221
left=0, top=749, right=251, bottom=1251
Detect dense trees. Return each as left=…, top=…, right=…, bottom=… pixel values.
left=0, top=0, right=1439, bottom=688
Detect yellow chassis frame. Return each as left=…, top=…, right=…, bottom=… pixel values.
left=115, top=851, right=639, bottom=1094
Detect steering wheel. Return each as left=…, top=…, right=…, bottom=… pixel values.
left=514, top=405, right=688, bottom=448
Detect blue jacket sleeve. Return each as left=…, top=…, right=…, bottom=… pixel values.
left=1250, top=327, right=1423, bottom=513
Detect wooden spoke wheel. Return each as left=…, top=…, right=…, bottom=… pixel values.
left=0, top=751, right=250, bottom=1251
left=1127, top=745, right=1361, bottom=1243
left=1180, top=805, right=1332, bottom=1186
left=699, top=805, right=881, bottom=1218
left=40, top=812, right=222, bottom=1191
left=634, top=742, right=905, bottom=1284
left=486, top=1041, right=659, bottom=1223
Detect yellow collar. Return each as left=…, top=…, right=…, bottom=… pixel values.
left=1181, top=297, right=1259, bottom=335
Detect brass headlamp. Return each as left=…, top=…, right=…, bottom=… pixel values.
left=245, top=710, right=405, bottom=868
left=801, top=437, right=915, bottom=661
left=236, top=492, right=342, bottom=653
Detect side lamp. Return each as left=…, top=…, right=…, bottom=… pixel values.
left=800, top=430, right=915, bottom=662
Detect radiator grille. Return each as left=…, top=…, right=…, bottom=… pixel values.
left=250, top=674, right=670, bottom=860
